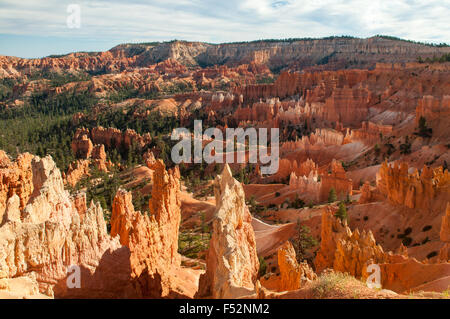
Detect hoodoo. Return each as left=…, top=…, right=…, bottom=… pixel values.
left=196, top=164, right=259, bottom=299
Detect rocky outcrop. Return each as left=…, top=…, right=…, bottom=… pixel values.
left=65, top=159, right=90, bottom=187
left=110, top=160, right=197, bottom=298
left=415, top=95, right=450, bottom=138
left=65, top=144, right=109, bottom=187
left=315, top=208, right=390, bottom=278
left=288, top=171, right=321, bottom=203
left=277, top=241, right=316, bottom=291
left=281, top=129, right=346, bottom=155
left=259, top=240, right=316, bottom=292
left=272, top=158, right=318, bottom=182
left=0, top=151, right=34, bottom=218
left=334, top=228, right=387, bottom=278
left=441, top=203, right=450, bottom=243
left=0, top=275, right=52, bottom=299
left=376, top=161, right=450, bottom=211
left=196, top=164, right=259, bottom=298
left=284, top=159, right=352, bottom=204
left=345, top=121, right=393, bottom=145
left=232, top=60, right=450, bottom=139
left=0, top=152, right=134, bottom=298
left=91, top=127, right=152, bottom=151
left=315, top=208, right=352, bottom=274
left=319, top=159, right=353, bottom=202
left=314, top=207, right=450, bottom=293
left=91, top=144, right=106, bottom=161
left=71, top=133, right=93, bottom=159
left=358, top=182, right=373, bottom=204
left=379, top=257, right=450, bottom=294
left=72, top=127, right=152, bottom=160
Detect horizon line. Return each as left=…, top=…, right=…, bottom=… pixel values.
left=2, top=34, right=449, bottom=60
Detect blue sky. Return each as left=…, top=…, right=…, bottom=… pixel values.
left=0, top=0, right=449, bottom=58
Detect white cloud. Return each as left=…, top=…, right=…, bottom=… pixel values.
left=0, top=0, right=448, bottom=46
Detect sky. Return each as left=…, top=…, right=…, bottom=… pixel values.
left=0, top=0, right=449, bottom=58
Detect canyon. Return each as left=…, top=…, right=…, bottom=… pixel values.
left=0, top=35, right=449, bottom=299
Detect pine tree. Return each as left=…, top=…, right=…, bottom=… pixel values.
left=417, top=116, right=432, bottom=138
left=328, top=187, right=337, bottom=203
left=335, top=202, right=348, bottom=222
left=290, top=220, right=318, bottom=263
left=258, top=256, right=267, bottom=277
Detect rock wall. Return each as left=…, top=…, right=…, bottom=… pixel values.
left=314, top=207, right=351, bottom=273
left=415, top=95, right=450, bottom=139
left=71, top=132, right=93, bottom=159
left=319, top=159, right=353, bottom=202
left=233, top=61, right=450, bottom=134
left=65, top=143, right=109, bottom=187
left=346, top=121, right=393, bottom=145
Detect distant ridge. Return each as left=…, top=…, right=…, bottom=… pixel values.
left=1, top=35, right=450, bottom=76
left=117, top=35, right=449, bottom=48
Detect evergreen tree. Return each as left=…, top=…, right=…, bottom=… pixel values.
left=416, top=116, right=432, bottom=138
left=258, top=256, right=267, bottom=277
left=328, top=187, right=337, bottom=203
left=335, top=202, right=348, bottom=222
left=290, top=220, right=318, bottom=263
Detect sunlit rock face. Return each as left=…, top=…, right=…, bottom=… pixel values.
left=277, top=241, right=316, bottom=292
left=314, top=207, right=450, bottom=294
left=196, top=164, right=259, bottom=299
left=376, top=161, right=450, bottom=211
left=110, top=159, right=198, bottom=298
left=0, top=152, right=129, bottom=298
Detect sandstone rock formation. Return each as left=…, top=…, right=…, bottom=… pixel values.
left=415, top=95, right=450, bottom=138
left=376, top=161, right=450, bottom=212
left=286, top=159, right=352, bottom=203
left=71, top=133, right=93, bottom=159
left=0, top=275, right=51, bottom=299
left=334, top=228, right=387, bottom=278
left=65, top=159, right=90, bottom=187
left=358, top=182, right=373, bottom=204
left=3, top=37, right=449, bottom=78
left=0, top=151, right=34, bottom=217
left=315, top=208, right=353, bottom=274
left=72, top=126, right=151, bottom=160
left=3, top=34, right=450, bottom=300
left=277, top=241, right=316, bottom=291
left=196, top=164, right=259, bottom=298
left=319, top=159, right=353, bottom=202
left=314, top=207, right=450, bottom=293
left=0, top=152, right=134, bottom=298
left=440, top=203, right=450, bottom=243
left=288, top=171, right=321, bottom=203
left=110, top=159, right=197, bottom=298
